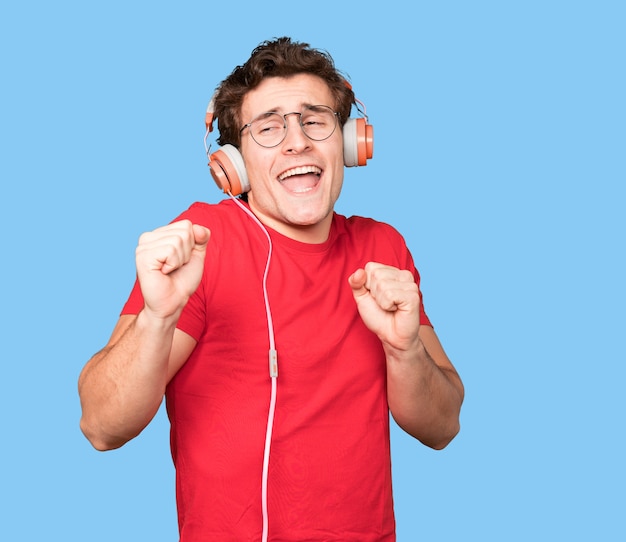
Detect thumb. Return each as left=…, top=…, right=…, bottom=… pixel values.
left=192, top=225, right=211, bottom=250
left=348, top=268, right=368, bottom=298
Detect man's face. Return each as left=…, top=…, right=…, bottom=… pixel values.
left=240, top=74, right=345, bottom=243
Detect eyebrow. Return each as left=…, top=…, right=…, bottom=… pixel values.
left=253, top=103, right=330, bottom=117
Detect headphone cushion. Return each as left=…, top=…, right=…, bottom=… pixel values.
left=343, top=118, right=374, bottom=167
left=209, top=144, right=250, bottom=195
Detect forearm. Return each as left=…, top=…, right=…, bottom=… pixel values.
left=78, top=311, right=178, bottom=450
left=386, top=337, right=464, bottom=450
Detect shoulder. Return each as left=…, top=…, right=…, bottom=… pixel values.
left=177, top=199, right=275, bottom=261
left=335, top=213, right=408, bottom=247
left=173, top=199, right=237, bottom=226
left=333, top=213, right=414, bottom=270
left=172, top=200, right=255, bottom=243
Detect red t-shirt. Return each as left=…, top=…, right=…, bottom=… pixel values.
left=122, top=199, right=431, bottom=541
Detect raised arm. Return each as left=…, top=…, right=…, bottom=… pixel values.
left=348, top=262, right=464, bottom=450
left=78, top=220, right=210, bottom=451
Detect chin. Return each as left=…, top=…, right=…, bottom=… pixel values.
left=286, top=203, right=331, bottom=224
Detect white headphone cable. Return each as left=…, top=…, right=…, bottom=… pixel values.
left=229, top=193, right=277, bottom=542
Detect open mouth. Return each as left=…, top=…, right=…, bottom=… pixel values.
left=278, top=165, right=322, bottom=194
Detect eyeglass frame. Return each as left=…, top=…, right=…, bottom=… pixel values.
left=239, top=105, right=340, bottom=148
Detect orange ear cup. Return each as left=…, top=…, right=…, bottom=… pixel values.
left=355, top=117, right=374, bottom=166
left=343, top=118, right=374, bottom=167
left=208, top=144, right=250, bottom=196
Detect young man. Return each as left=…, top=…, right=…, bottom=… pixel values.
left=79, top=37, right=464, bottom=541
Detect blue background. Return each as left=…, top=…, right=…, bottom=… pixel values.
left=1, top=1, right=624, bottom=540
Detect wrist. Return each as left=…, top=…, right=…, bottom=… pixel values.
left=383, top=333, right=423, bottom=364
left=136, top=307, right=181, bottom=334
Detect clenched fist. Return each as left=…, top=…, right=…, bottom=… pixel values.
left=348, top=262, right=421, bottom=352
left=135, top=220, right=211, bottom=320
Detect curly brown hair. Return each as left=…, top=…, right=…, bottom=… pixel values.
left=212, top=37, right=355, bottom=148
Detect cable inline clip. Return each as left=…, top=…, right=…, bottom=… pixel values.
left=269, top=349, right=278, bottom=378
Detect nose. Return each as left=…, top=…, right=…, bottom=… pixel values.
left=281, top=112, right=311, bottom=153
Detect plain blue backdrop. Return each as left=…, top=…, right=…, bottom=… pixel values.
left=1, top=1, right=624, bottom=540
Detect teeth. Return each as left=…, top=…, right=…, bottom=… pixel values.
left=278, top=165, right=322, bottom=181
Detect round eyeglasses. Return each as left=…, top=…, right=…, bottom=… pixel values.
left=240, top=105, right=339, bottom=148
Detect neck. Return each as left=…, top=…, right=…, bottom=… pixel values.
left=246, top=204, right=333, bottom=244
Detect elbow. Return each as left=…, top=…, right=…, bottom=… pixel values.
left=427, top=384, right=464, bottom=450
left=393, top=412, right=462, bottom=451
left=425, top=397, right=463, bottom=450
left=423, top=420, right=461, bottom=450
left=80, top=417, right=129, bottom=452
